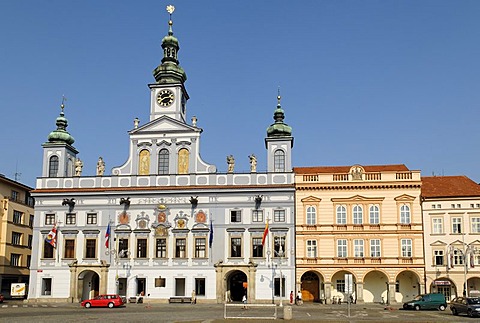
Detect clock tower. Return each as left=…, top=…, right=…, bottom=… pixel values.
left=149, top=6, right=188, bottom=123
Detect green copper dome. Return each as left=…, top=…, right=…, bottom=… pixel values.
left=267, top=95, right=292, bottom=137
left=46, top=104, right=75, bottom=145
left=153, top=17, right=187, bottom=84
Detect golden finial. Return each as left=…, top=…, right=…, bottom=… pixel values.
left=166, top=5, right=175, bottom=31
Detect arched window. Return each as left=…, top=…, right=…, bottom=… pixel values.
left=158, top=149, right=169, bottom=175
left=48, top=156, right=59, bottom=178
left=400, top=205, right=411, bottom=224
left=336, top=205, right=346, bottom=224
left=138, top=149, right=150, bottom=175
left=178, top=148, right=189, bottom=174
left=306, top=206, right=316, bottom=225
left=369, top=205, right=380, bottom=224
left=274, top=149, right=285, bottom=172
left=353, top=205, right=363, bottom=224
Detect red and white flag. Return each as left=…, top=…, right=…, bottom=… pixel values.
left=261, top=221, right=269, bottom=246
left=45, top=224, right=57, bottom=248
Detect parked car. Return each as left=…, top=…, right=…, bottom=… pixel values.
left=0, top=294, right=4, bottom=303
left=450, top=296, right=480, bottom=317
left=403, top=293, right=447, bottom=311
left=81, top=294, right=125, bottom=308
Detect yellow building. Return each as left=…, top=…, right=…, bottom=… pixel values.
left=422, top=176, right=480, bottom=301
left=294, top=164, right=424, bottom=304
left=0, top=175, right=34, bottom=297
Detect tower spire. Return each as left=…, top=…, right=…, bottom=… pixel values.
left=152, top=5, right=187, bottom=84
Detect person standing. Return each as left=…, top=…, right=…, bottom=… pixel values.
left=191, top=290, right=196, bottom=304
left=290, top=291, right=294, bottom=304
left=242, top=294, right=247, bottom=309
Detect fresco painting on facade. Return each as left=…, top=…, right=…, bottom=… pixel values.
left=27, top=5, right=295, bottom=304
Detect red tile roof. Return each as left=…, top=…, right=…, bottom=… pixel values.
left=421, top=176, right=480, bottom=198
left=294, top=164, right=409, bottom=174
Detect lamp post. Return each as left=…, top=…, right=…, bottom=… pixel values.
left=106, top=248, right=130, bottom=295
left=268, top=246, right=286, bottom=307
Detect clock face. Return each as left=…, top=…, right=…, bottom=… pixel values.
left=157, top=89, right=175, bottom=107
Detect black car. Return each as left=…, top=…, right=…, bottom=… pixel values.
left=450, top=296, right=480, bottom=317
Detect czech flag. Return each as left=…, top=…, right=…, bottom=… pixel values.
left=261, top=221, right=269, bottom=246
left=105, top=223, right=111, bottom=248
left=45, top=224, right=57, bottom=248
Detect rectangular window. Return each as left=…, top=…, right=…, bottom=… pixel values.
left=27, top=196, right=34, bottom=207
left=28, top=235, right=33, bottom=249
left=453, top=249, right=464, bottom=265
left=11, top=232, right=22, bottom=245
left=274, top=236, right=286, bottom=257
left=86, top=213, right=97, bottom=225
left=65, top=213, right=76, bottom=225
left=434, top=250, right=444, bottom=266
left=252, top=210, right=263, bottom=222
left=118, top=238, right=129, bottom=257
left=452, top=217, right=462, bottom=233
left=432, top=218, right=443, bottom=234
left=195, top=278, right=206, bottom=296
left=13, top=210, right=23, bottom=224
left=137, top=239, right=147, bottom=258
left=27, top=255, right=31, bottom=268
left=274, top=277, right=286, bottom=297
left=10, top=253, right=21, bottom=266
left=45, top=214, right=55, bottom=225
left=370, top=239, right=381, bottom=257
left=195, top=238, right=206, bottom=258
left=337, top=239, right=347, bottom=258
left=11, top=190, right=19, bottom=202
left=175, top=238, right=186, bottom=258
left=230, top=237, right=242, bottom=257
left=42, top=278, right=52, bottom=295
left=252, top=237, right=264, bottom=257
left=43, top=240, right=54, bottom=258
left=401, top=239, right=412, bottom=257
left=230, top=210, right=241, bottom=223
left=29, top=215, right=34, bottom=228
left=274, top=210, right=286, bottom=222
left=354, top=239, right=364, bottom=258
left=336, top=280, right=345, bottom=293
left=471, top=217, right=480, bottom=233
left=85, top=239, right=97, bottom=259
left=156, top=238, right=167, bottom=258
left=307, top=240, right=317, bottom=258
left=64, top=239, right=75, bottom=258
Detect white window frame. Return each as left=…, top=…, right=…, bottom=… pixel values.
left=337, top=239, right=347, bottom=258
left=353, top=205, right=363, bottom=224
left=401, top=239, right=412, bottom=257
left=336, top=205, right=346, bottom=224
left=369, top=205, right=379, bottom=224
left=400, top=204, right=411, bottom=224
left=370, top=239, right=381, bottom=257
left=354, top=239, right=364, bottom=257
left=432, top=218, right=443, bottom=234
left=306, top=206, right=316, bottom=225
left=471, top=217, right=480, bottom=233
left=452, top=217, right=462, bottom=234
left=306, top=240, right=317, bottom=258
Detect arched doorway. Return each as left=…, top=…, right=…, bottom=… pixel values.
left=227, top=270, right=247, bottom=302
left=430, top=277, right=455, bottom=301
left=395, top=270, right=421, bottom=303
left=363, top=270, right=388, bottom=303
left=468, top=277, right=480, bottom=297
left=300, top=271, right=322, bottom=302
left=78, top=270, right=100, bottom=301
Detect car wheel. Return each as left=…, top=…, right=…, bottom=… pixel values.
left=84, top=302, right=91, bottom=308
left=452, top=307, right=458, bottom=316
left=438, top=304, right=446, bottom=311
left=414, top=305, right=421, bottom=311
left=108, top=302, right=114, bottom=308
left=468, top=309, right=474, bottom=318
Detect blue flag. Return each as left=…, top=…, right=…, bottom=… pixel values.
left=209, top=220, right=213, bottom=248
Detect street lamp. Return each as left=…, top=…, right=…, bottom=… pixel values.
left=448, top=233, right=478, bottom=297
left=106, top=248, right=130, bottom=294
left=268, top=246, right=286, bottom=307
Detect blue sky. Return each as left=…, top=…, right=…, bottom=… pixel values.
left=1, top=1, right=479, bottom=187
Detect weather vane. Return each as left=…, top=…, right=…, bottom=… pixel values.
left=166, top=5, right=175, bottom=16
left=61, top=95, right=67, bottom=112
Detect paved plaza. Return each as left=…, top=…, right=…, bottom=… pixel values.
left=0, top=301, right=472, bottom=322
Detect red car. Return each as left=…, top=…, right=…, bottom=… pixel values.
left=81, top=294, right=125, bottom=308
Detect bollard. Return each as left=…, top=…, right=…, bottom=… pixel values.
left=283, top=305, right=293, bottom=320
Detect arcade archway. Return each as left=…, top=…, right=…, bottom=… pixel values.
left=300, top=271, right=323, bottom=302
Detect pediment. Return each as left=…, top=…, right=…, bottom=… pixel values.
left=130, top=116, right=198, bottom=134
left=394, top=194, right=416, bottom=202
left=331, top=195, right=385, bottom=202
left=301, top=196, right=322, bottom=203
left=430, top=240, right=447, bottom=246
